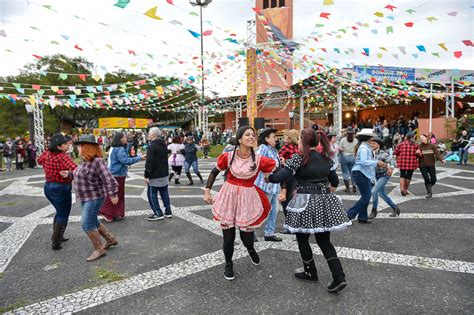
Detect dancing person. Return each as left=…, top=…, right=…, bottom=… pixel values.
left=15, top=140, right=25, bottom=170
left=184, top=136, right=203, bottom=185
left=338, top=127, right=357, bottom=193
left=419, top=134, right=445, bottom=198
left=255, top=128, right=282, bottom=242
left=368, top=137, right=400, bottom=219
left=457, top=130, right=471, bottom=166
left=168, top=135, right=185, bottom=185
left=73, top=134, right=119, bottom=262
left=267, top=129, right=351, bottom=293
left=203, top=126, right=276, bottom=281
left=346, top=129, right=387, bottom=223
left=99, top=132, right=144, bottom=222
left=393, top=132, right=420, bottom=196
left=145, top=127, right=172, bottom=221
left=26, top=140, right=37, bottom=168
left=278, top=129, right=300, bottom=234
left=3, top=138, right=14, bottom=172
left=328, top=132, right=340, bottom=171
left=37, top=134, right=78, bottom=250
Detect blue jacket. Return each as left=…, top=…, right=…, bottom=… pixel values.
left=352, top=142, right=377, bottom=180
left=108, top=146, right=141, bottom=176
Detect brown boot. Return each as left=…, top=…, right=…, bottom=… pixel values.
left=98, top=224, right=118, bottom=250
left=343, top=180, right=350, bottom=193
left=351, top=180, right=357, bottom=193
left=51, top=223, right=63, bottom=250
left=86, top=230, right=106, bottom=262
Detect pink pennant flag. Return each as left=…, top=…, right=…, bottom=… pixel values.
left=128, top=49, right=136, bottom=55
left=447, top=11, right=457, bottom=16
left=385, top=5, right=397, bottom=11
left=202, top=30, right=213, bottom=36
left=74, top=44, right=83, bottom=51
left=32, top=54, right=43, bottom=59
left=79, top=74, right=87, bottom=82
left=32, top=84, right=41, bottom=90
left=462, top=40, right=473, bottom=47
left=167, top=0, right=174, bottom=4
left=454, top=51, right=462, bottom=58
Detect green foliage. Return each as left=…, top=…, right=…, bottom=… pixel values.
left=0, top=299, right=28, bottom=313
left=0, top=54, right=197, bottom=138
left=94, top=268, right=127, bottom=283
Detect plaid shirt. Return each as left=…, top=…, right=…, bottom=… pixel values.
left=255, top=144, right=281, bottom=195
left=37, top=151, right=77, bottom=183
left=73, top=158, right=118, bottom=201
left=279, top=144, right=299, bottom=162
left=393, top=141, right=420, bottom=170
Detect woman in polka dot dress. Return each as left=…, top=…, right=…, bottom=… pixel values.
left=268, top=129, right=351, bottom=293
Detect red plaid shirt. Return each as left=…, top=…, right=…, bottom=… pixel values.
left=393, top=141, right=421, bottom=170
left=279, top=144, right=299, bottom=162
left=37, top=151, right=77, bottom=183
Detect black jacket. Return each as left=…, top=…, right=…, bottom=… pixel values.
left=144, top=138, right=169, bottom=179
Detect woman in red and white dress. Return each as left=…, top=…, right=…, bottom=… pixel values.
left=204, top=126, right=276, bottom=281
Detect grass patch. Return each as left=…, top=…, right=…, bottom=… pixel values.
left=198, top=145, right=224, bottom=158
left=0, top=299, right=28, bottom=313
left=0, top=272, right=3, bottom=279
left=94, top=268, right=127, bottom=283
left=0, top=202, right=17, bottom=206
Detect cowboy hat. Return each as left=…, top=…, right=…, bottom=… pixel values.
left=345, top=126, right=355, bottom=134
left=74, top=134, right=99, bottom=145
left=258, top=128, right=277, bottom=146
left=356, top=128, right=376, bottom=137
left=48, top=134, right=69, bottom=150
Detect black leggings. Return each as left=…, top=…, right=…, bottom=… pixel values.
left=171, top=165, right=182, bottom=175
left=295, top=232, right=337, bottom=261
left=222, top=228, right=255, bottom=263
left=419, top=166, right=437, bottom=186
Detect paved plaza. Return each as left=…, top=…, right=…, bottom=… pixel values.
left=0, top=160, right=473, bottom=314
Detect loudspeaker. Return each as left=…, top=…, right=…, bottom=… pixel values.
left=238, top=117, right=249, bottom=127
left=254, top=117, right=265, bottom=130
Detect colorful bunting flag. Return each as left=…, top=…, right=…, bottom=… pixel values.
left=202, top=30, right=213, bottom=36
left=74, top=44, right=83, bottom=51
left=448, top=11, right=457, bottom=16
left=385, top=5, right=397, bottom=11
left=374, top=12, right=384, bottom=18
left=406, top=9, right=416, bottom=14
left=438, top=43, right=448, bottom=51
left=416, top=45, right=426, bottom=52
left=454, top=51, right=462, bottom=58
left=59, top=73, right=68, bottom=80
left=362, top=48, right=369, bottom=56
left=79, top=74, right=87, bottom=82
left=462, top=40, right=473, bottom=47
left=114, top=0, right=130, bottom=9
left=0, top=30, right=6, bottom=37
left=188, top=30, right=201, bottom=38
left=426, top=16, right=437, bottom=22
left=61, top=34, right=70, bottom=40
left=320, top=12, right=331, bottom=19
left=32, top=54, right=42, bottom=59
left=144, top=6, right=162, bottom=20
left=169, top=20, right=183, bottom=25
left=431, top=53, right=440, bottom=57
left=404, top=22, right=414, bottom=27
left=128, top=49, right=136, bottom=55
left=323, top=0, right=334, bottom=5
left=386, top=26, right=393, bottom=34
left=167, top=0, right=174, bottom=5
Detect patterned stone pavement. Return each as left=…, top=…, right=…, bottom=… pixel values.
left=0, top=160, right=473, bottom=314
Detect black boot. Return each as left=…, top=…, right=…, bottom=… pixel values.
left=326, top=257, right=347, bottom=293
left=352, top=182, right=357, bottom=193
left=248, top=249, right=260, bottom=266
left=196, top=172, right=204, bottom=184
left=343, top=180, right=350, bottom=193
left=224, top=261, right=235, bottom=281
left=368, top=208, right=377, bottom=219
left=425, top=184, right=432, bottom=198
left=389, top=206, right=401, bottom=217
left=186, top=172, right=194, bottom=186
left=295, top=258, right=318, bottom=281
left=51, top=223, right=63, bottom=250
left=168, top=172, right=175, bottom=181
left=60, top=223, right=69, bottom=242
left=175, top=178, right=180, bottom=185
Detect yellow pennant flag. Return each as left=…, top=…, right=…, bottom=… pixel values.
left=51, top=86, right=59, bottom=92
left=323, top=0, right=334, bottom=5
left=374, top=12, right=384, bottom=18
left=28, top=95, right=36, bottom=106
left=377, top=53, right=383, bottom=59
left=144, top=6, right=162, bottom=20
left=438, top=43, right=448, bottom=51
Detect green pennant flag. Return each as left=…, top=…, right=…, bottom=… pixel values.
left=38, top=89, right=45, bottom=95
left=189, top=11, right=199, bottom=16
left=406, top=9, right=416, bottom=14
left=431, top=52, right=440, bottom=57
left=315, top=24, right=325, bottom=28
left=12, top=83, right=21, bottom=89
left=59, top=73, right=68, bottom=80
left=114, top=0, right=130, bottom=9
left=386, top=26, right=393, bottom=34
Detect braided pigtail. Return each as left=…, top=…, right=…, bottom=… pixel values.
left=250, top=147, right=257, bottom=171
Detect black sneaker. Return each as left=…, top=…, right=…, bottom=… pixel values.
left=147, top=214, right=164, bottom=221
left=164, top=214, right=173, bottom=218
left=248, top=249, right=260, bottom=266
left=264, top=235, right=283, bottom=242
left=224, top=262, right=234, bottom=281
left=327, top=276, right=347, bottom=293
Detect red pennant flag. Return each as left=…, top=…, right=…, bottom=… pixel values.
left=320, top=12, right=331, bottom=19
left=78, top=74, right=86, bottom=82
left=32, top=54, right=42, bottom=59
left=128, top=49, right=136, bottom=55
left=167, top=0, right=174, bottom=4
left=462, top=40, right=473, bottom=47
left=74, top=44, right=83, bottom=51
left=454, top=51, right=462, bottom=58
left=32, top=84, right=41, bottom=90
left=230, top=33, right=237, bottom=36
left=252, top=7, right=261, bottom=14
left=457, top=101, right=463, bottom=108
left=56, top=89, right=64, bottom=95
left=385, top=5, right=397, bottom=11
left=404, top=22, right=414, bottom=27
left=351, top=26, right=358, bottom=30
left=202, top=30, right=213, bottom=36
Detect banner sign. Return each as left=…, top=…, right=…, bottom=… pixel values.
left=98, top=117, right=152, bottom=129
left=354, top=66, right=416, bottom=81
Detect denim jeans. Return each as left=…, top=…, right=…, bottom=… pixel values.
left=458, top=148, right=469, bottom=165
left=371, top=175, right=397, bottom=210
left=264, top=193, right=279, bottom=236
left=147, top=185, right=171, bottom=217
left=347, top=171, right=372, bottom=220
left=44, top=182, right=72, bottom=225
left=81, top=198, right=104, bottom=233
left=340, top=155, right=355, bottom=181
left=5, top=156, right=12, bottom=171
left=184, top=160, right=199, bottom=174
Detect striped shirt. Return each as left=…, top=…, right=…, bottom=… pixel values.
left=254, top=144, right=281, bottom=195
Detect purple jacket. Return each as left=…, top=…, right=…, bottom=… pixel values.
left=73, top=158, right=118, bottom=201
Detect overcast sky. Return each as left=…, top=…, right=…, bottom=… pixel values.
left=0, top=0, right=472, bottom=97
